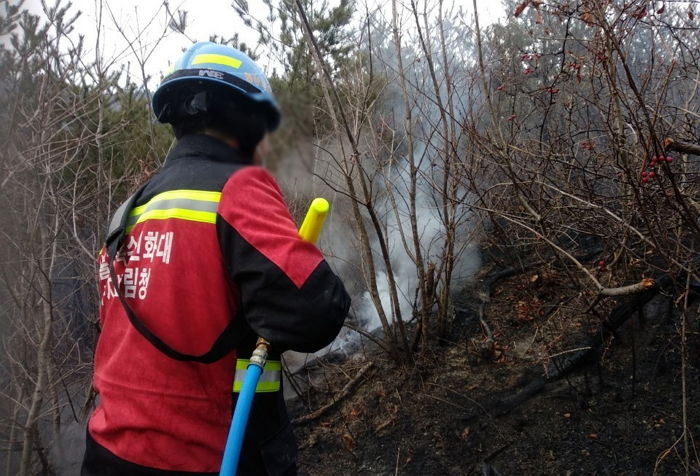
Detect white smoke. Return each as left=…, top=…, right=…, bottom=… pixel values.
left=277, top=8, right=483, bottom=353
left=351, top=145, right=481, bottom=333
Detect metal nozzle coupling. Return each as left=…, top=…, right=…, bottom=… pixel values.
left=249, top=338, right=270, bottom=368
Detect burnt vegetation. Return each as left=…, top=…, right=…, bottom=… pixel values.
left=0, top=0, right=699, bottom=474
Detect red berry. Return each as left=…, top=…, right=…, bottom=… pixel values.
left=598, top=260, right=606, bottom=266
left=657, top=156, right=666, bottom=162
left=648, top=171, right=656, bottom=178
left=665, top=156, right=673, bottom=163
left=641, top=171, right=648, bottom=177
left=496, top=85, right=506, bottom=91
left=642, top=177, right=649, bottom=183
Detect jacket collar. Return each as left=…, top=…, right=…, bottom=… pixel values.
left=164, top=134, right=253, bottom=166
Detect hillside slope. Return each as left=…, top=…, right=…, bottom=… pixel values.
left=291, top=266, right=700, bottom=475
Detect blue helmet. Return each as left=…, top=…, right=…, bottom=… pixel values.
left=152, top=42, right=281, bottom=131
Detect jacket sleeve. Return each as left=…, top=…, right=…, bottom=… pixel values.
left=216, top=166, right=350, bottom=353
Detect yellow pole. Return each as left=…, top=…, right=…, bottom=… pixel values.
left=298, top=197, right=330, bottom=244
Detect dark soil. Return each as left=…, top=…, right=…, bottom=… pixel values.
left=289, top=266, right=700, bottom=475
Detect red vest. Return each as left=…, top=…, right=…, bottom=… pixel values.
left=88, top=135, right=349, bottom=473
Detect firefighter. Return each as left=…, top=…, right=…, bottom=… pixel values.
left=82, top=42, right=350, bottom=476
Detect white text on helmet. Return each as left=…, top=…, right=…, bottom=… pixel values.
left=199, top=69, right=225, bottom=80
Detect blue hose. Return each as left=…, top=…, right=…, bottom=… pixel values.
left=220, top=363, right=263, bottom=475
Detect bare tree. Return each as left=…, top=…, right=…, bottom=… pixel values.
left=0, top=1, right=175, bottom=472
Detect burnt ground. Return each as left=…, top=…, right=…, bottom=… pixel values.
left=289, top=265, right=700, bottom=475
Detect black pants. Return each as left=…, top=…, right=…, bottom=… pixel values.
left=81, top=429, right=297, bottom=476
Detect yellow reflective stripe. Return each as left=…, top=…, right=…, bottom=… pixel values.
left=129, top=208, right=217, bottom=229
left=253, top=381, right=280, bottom=392
left=192, top=53, right=242, bottom=69
left=125, top=190, right=222, bottom=232
left=235, top=359, right=282, bottom=371
left=233, top=359, right=282, bottom=393
left=130, top=190, right=221, bottom=216
left=233, top=380, right=280, bottom=393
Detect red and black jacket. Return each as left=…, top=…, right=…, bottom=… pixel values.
left=86, top=134, right=349, bottom=475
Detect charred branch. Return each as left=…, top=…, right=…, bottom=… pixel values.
left=292, top=362, right=374, bottom=426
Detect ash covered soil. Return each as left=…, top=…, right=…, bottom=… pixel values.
left=288, top=266, right=700, bottom=475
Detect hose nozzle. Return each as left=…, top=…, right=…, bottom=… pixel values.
left=249, top=337, right=270, bottom=368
